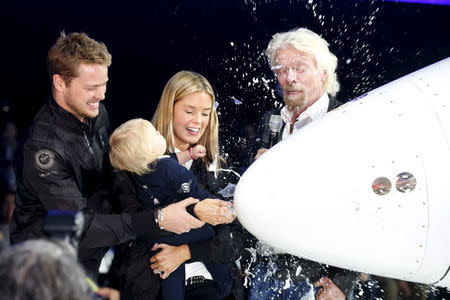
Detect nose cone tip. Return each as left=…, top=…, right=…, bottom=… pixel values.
left=234, top=57, right=450, bottom=288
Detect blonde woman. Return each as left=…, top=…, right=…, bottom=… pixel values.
left=150, top=71, right=243, bottom=300
left=152, top=71, right=220, bottom=170
left=109, top=118, right=231, bottom=300
left=115, top=71, right=244, bottom=300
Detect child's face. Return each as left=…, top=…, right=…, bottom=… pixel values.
left=147, top=122, right=167, bottom=156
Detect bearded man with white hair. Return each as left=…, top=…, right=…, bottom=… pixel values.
left=249, top=27, right=358, bottom=300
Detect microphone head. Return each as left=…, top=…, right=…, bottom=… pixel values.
left=269, top=114, right=283, bottom=133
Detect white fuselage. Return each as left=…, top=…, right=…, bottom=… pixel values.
left=234, top=58, right=450, bottom=288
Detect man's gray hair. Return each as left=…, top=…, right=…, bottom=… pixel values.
left=266, top=27, right=340, bottom=96
left=0, top=240, right=91, bottom=300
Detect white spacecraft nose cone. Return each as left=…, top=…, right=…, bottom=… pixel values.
left=234, top=57, right=450, bottom=288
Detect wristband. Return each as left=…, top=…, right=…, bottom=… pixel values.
left=188, top=147, right=195, bottom=160
left=155, top=208, right=164, bottom=230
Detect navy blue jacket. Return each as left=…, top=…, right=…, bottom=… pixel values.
left=134, top=156, right=212, bottom=209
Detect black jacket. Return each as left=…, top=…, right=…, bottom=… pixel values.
left=10, top=98, right=157, bottom=275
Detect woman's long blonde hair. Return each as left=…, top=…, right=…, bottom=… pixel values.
left=152, top=71, right=220, bottom=168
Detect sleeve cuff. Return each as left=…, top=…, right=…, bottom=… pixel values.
left=186, top=204, right=197, bottom=218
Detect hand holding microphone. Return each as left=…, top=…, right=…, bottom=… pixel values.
left=268, top=114, right=283, bottom=148
left=255, top=114, right=283, bottom=160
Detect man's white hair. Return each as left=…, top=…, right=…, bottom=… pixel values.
left=266, top=27, right=340, bottom=96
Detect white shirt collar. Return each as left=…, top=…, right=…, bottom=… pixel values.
left=280, top=92, right=329, bottom=139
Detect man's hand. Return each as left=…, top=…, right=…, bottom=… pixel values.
left=254, top=148, right=268, bottom=160
left=314, top=277, right=346, bottom=300
left=397, top=280, right=413, bottom=297
left=160, top=197, right=205, bottom=234
left=194, top=198, right=235, bottom=225
left=149, top=244, right=191, bottom=279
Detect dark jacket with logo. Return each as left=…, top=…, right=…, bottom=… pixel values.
left=10, top=98, right=158, bottom=276
left=135, top=155, right=213, bottom=209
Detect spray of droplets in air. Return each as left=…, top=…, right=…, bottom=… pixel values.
left=239, top=0, right=398, bottom=99
left=214, top=0, right=399, bottom=166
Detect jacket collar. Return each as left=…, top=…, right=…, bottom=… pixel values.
left=48, top=97, right=107, bottom=132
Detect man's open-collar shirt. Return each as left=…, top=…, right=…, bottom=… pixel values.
left=280, top=92, right=329, bottom=140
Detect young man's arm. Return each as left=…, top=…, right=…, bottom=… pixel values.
left=16, top=143, right=202, bottom=248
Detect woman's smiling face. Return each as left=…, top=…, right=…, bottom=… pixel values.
left=172, top=91, right=212, bottom=151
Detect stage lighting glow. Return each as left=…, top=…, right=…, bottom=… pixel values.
left=384, top=0, right=450, bottom=5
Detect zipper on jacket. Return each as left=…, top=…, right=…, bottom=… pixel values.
left=84, top=131, right=94, bottom=155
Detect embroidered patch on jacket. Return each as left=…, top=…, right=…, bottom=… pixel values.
left=178, top=180, right=192, bottom=193
left=34, top=149, right=56, bottom=171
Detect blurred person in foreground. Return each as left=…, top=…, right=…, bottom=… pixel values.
left=0, top=239, right=120, bottom=300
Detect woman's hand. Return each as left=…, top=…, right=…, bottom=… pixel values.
left=160, top=197, right=205, bottom=233
left=194, top=198, right=235, bottom=225
left=149, top=244, right=191, bottom=279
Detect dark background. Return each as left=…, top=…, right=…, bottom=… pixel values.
left=1, top=0, right=449, bottom=159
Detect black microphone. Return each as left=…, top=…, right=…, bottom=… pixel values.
left=268, top=114, right=283, bottom=148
